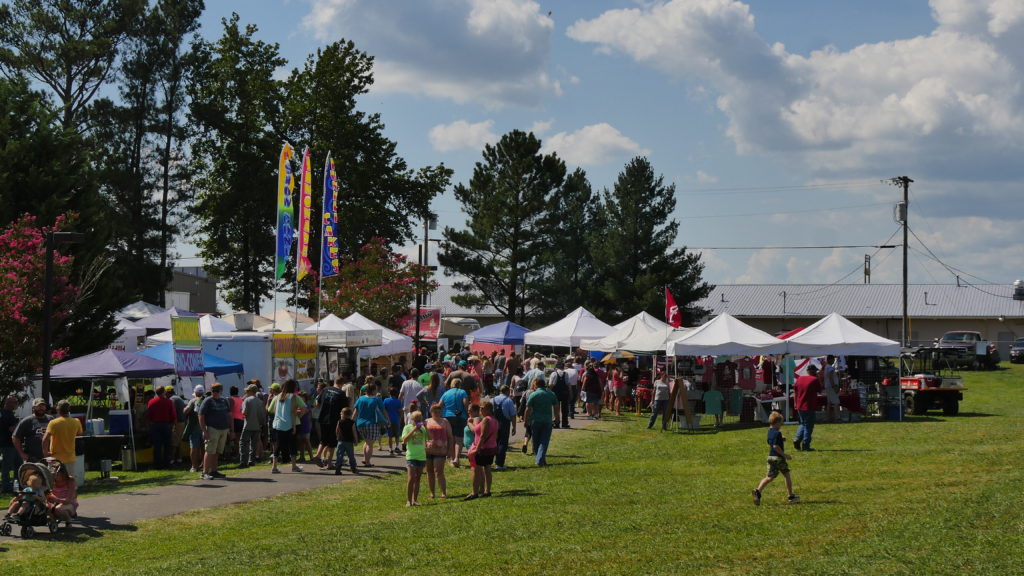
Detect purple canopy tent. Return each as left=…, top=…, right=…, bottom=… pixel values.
left=49, top=349, right=175, bottom=471
left=49, top=349, right=176, bottom=379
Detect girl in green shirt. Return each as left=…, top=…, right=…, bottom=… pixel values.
left=401, top=411, right=427, bottom=507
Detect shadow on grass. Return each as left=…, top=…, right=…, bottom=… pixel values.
left=950, top=412, right=995, bottom=418
left=542, top=459, right=596, bottom=468
left=44, top=516, right=141, bottom=542
left=807, top=449, right=876, bottom=453
left=79, top=474, right=182, bottom=496
left=493, top=489, right=542, bottom=498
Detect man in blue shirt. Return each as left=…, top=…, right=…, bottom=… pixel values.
left=490, top=385, right=518, bottom=470
left=439, top=380, right=469, bottom=467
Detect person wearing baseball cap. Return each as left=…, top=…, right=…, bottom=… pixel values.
left=793, top=364, right=823, bottom=452
left=183, top=386, right=206, bottom=473
left=13, top=398, right=53, bottom=463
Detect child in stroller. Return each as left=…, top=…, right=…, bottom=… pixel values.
left=1, top=459, right=69, bottom=538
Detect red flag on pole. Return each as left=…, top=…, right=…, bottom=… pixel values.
left=665, top=288, right=682, bottom=328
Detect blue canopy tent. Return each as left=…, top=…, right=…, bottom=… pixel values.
left=464, top=321, right=531, bottom=345
left=136, top=343, right=244, bottom=376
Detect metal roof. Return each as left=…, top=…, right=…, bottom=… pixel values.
left=696, top=284, right=1024, bottom=319
left=420, top=284, right=503, bottom=318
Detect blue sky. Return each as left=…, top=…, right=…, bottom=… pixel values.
left=186, top=0, right=1024, bottom=312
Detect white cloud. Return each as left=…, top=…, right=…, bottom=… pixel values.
left=303, top=0, right=559, bottom=108
left=428, top=120, right=498, bottom=152
left=568, top=0, right=1024, bottom=180
left=541, top=123, right=650, bottom=166
left=530, top=119, right=554, bottom=136
left=695, top=170, right=717, bottom=183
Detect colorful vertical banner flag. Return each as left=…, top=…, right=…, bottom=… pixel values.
left=275, top=143, right=295, bottom=280
left=321, top=154, right=340, bottom=278
left=296, top=147, right=314, bottom=281
left=665, top=288, right=682, bottom=328
left=170, top=316, right=203, bottom=377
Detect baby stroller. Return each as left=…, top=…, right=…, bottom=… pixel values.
left=1, top=459, right=63, bottom=538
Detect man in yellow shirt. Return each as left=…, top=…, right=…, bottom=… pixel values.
left=43, top=400, right=83, bottom=485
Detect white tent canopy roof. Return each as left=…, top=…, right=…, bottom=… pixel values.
left=580, top=311, right=671, bottom=353
left=304, top=314, right=361, bottom=333
left=784, top=312, right=900, bottom=356
left=344, top=312, right=414, bottom=358
left=256, top=309, right=314, bottom=332
left=667, top=312, right=788, bottom=356
left=524, top=307, right=614, bottom=348
left=117, top=300, right=165, bottom=321
left=147, top=314, right=237, bottom=344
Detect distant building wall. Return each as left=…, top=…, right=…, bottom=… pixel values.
left=169, top=267, right=219, bottom=313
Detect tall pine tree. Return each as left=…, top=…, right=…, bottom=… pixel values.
left=591, top=157, right=712, bottom=322
left=438, top=130, right=566, bottom=324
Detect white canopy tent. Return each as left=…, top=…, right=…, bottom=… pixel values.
left=147, top=314, right=237, bottom=344
left=344, top=312, right=414, bottom=357
left=111, top=318, right=147, bottom=352
left=304, top=313, right=362, bottom=333
left=524, top=307, right=614, bottom=348
left=580, top=311, right=671, bottom=353
left=622, top=326, right=693, bottom=355
left=117, top=300, right=165, bottom=321
left=257, top=309, right=314, bottom=332
left=784, top=312, right=901, bottom=357
left=667, top=312, right=788, bottom=356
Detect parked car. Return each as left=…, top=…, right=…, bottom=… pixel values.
left=934, top=331, right=1000, bottom=370
left=1010, top=338, right=1024, bottom=364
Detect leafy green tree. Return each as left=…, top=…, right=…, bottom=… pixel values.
left=320, top=237, right=437, bottom=328
left=0, top=76, right=89, bottom=226
left=438, top=130, right=566, bottom=324
left=282, top=41, right=451, bottom=311
left=188, top=14, right=287, bottom=313
left=0, top=0, right=144, bottom=132
left=591, top=157, right=712, bottom=322
left=93, top=0, right=203, bottom=305
left=533, top=167, right=601, bottom=320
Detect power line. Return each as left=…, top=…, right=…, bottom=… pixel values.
left=678, top=179, right=881, bottom=196
left=688, top=244, right=897, bottom=250
left=786, top=226, right=904, bottom=297
left=678, top=201, right=890, bottom=220
left=906, top=227, right=1015, bottom=300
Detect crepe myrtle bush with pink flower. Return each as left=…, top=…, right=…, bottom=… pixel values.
left=0, top=213, right=78, bottom=397
left=320, top=237, right=436, bottom=329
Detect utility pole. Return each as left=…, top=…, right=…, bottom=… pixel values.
left=888, top=176, right=913, bottom=348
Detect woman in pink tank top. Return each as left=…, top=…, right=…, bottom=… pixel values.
left=465, top=400, right=498, bottom=500
left=424, top=403, right=451, bottom=499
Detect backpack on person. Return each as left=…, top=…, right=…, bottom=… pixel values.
left=551, top=370, right=569, bottom=401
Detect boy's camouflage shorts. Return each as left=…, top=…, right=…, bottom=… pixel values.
left=766, top=456, right=790, bottom=478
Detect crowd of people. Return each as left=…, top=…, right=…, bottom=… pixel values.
left=2, top=346, right=840, bottom=511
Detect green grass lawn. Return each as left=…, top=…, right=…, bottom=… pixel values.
left=5, top=365, right=1023, bottom=575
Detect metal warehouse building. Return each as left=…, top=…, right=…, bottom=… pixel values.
left=693, top=283, right=1024, bottom=357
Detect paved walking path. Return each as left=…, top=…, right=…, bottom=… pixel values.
left=2, top=413, right=599, bottom=539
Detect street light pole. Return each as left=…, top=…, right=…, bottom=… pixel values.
left=41, top=231, right=85, bottom=403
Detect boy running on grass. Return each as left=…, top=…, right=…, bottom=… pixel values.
left=753, top=411, right=799, bottom=505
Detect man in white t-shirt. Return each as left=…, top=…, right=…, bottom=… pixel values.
left=398, top=368, right=425, bottom=416
left=563, top=360, right=580, bottom=419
